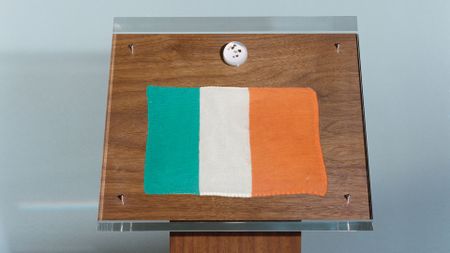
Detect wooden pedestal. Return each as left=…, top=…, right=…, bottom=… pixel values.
left=170, top=232, right=301, bottom=253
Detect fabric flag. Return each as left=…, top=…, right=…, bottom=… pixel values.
left=144, top=86, right=327, bottom=197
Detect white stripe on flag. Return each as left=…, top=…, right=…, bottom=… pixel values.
left=199, top=87, right=252, bottom=197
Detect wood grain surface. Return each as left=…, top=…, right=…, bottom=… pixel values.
left=170, top=232, right=301, bottom=253
left=98, top=34, right=371, bottom=221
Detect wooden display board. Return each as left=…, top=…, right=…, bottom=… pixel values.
left=98, top=34, right=371, bottom=221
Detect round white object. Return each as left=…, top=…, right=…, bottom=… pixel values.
left=222, top=41, right=248, bottom=67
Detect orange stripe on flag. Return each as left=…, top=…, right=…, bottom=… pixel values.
left=249, top=88, right=327, bottom=196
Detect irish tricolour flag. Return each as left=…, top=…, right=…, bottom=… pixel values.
left=144, top=86, right=327, bottom=197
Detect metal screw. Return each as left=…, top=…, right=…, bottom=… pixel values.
left=344, top=194, right=351, bottom=206
left=117, top=194, right=126, bottom=205
left=128, top=44, right=134, bottom=54
left=335, top=43, right=341, bottom=53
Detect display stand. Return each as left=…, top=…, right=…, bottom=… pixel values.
left=98, top=17, right=372, bottom=252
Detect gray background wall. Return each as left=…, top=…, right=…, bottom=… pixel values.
left=1, top=0, right=449, bottom=252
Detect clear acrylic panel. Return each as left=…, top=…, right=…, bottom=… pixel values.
left=100, top=16, right=371, bottom=232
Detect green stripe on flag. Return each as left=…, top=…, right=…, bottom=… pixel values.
left=144, top=86, right=200, bottom=194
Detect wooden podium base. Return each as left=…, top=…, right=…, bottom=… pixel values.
left=170, top=232, right=301, bottom=253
